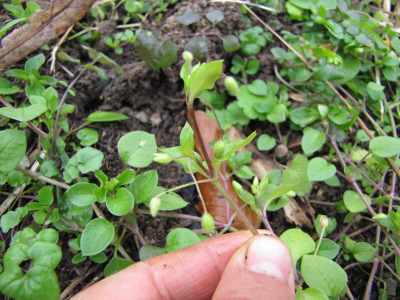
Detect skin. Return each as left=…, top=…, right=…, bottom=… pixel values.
left=73, top=230, right=295, bottom=300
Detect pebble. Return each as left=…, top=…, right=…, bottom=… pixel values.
left=135, top=111, right=148, bottom=123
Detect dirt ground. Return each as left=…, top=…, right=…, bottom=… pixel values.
left=0, top=0, right=395, bottom=298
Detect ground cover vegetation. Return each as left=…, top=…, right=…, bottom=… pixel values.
left=0, top=0, right=400, bottom=299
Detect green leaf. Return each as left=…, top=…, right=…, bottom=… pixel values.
left=76, top=147, right=104, bottom=173
left=301, top=128, right=326, bottom=155
left=106, top=187, right=134, bottom=216
left=25, top=53, right=45, bottom=73
left=392, top=36, right=400, bottom=53
left=301, top=255, right=347, bottom=298
left=81, top=218, right=115, bottom=256
left=221, top=35, right=240, bottom=52
left=317, top=239, right=340, bottom=259
left=366, top=82, right=385, bottom=101
left=175, top=8, right=200, bottom=26
left=82, top=45, right=124, bottom=74
left=296, top=287, right=329, bottom=300
left=218, top=131, right=257, bottom=161
left=281, top=155, right=312, bottom=196
left=165, top=228, right=201, bottom=252
left=90, top=252, right=108, bottom=263
left=289, top=107, right=320, bottom=127
left=147, top=186, right=188, bottom=210
left=0, top=129, right=26, bottom=173
left=139, top=245, right=166, bottom=261
left=248, top=79, right=268, bottom=96
left=86, top=111, right=129, bottom=123
left=184, top=37, right=208, bottom=61
left=65, top=183, right=98, bottom=207
left=116, top=169, right=136, bottom=185
left=188, top=60, right=223, bottom=103
left=129, top=170, right=158, bottom=204
left=0, top=78, right=20, bottom=95
left=104, top=257, right=135, bottom=277
left=57, top=51, right=80, bottom=64
left=0, top=265, right=60, bottom=300
left=179, top=122, right=195, bottom=157
left=281, top=228, right=315, bottom=265
left=0, top=104, right=48, bottom=121
left=72, top=253, right=87, bottom=264
left=28, top=241, right=62, bottom=269
left=307, top=157, right=336, bottom=182
left=77, top=128, right=99, bottom=146
left=0, top=18, right=27, bottom=40
left=118, top=131, right=157, bottom=168
left=38, top=186, right=54, bottom=206
left=343, top=190, right=371, bottom=213
left=0, top=211, right=20, bottom=233
left=353, top=242, right=376, bottom=263
left=369, top=136, right=400, bottom=158
left=206, top=9, right=224, bottom=26
left=135, top=31, right=178, bottom=70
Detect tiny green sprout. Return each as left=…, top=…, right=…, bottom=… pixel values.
left=224, top=76, right=240, bottom=97
left=201, top=212, right=215, bottom=234
left=154, top=152, right=173, bottom=164
left=150, top=197, right=161, bottom=217
left=182, top=51, right=194, bottom=62
left=213, top=140, right=226, bottom=159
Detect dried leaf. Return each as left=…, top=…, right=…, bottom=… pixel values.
left=0, top=0, right=97, bottom=70
left=193, top=110, right=259, bottom=230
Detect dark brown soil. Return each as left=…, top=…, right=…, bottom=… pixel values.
left=0, top=0, right=394, bottom=299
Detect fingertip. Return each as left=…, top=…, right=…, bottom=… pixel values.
left=213, top=234, right=295, bottom=300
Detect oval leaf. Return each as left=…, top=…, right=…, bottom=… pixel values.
left=106, top=187, right=134, bottom=216
left=369, top=136, right=400, bottom=158
left=165, top=228, right=201, bottom=252
left=307, top=157, right=336, bottom=182
left=118, top=131, right=157, bottom=168
left=0, top=104, right=47, bottom=121
left=81, top=218, right=115, bottom=256
left=281, top=228, right=315, bottom=265
left=0, top=129, right=26, bottom=173
left=65, top=183, right=98, bottom=207
left=301, top=255, right=347, bottom=298
left=301, top=128, right=326, bottom=155
left=343, top=190, right=371, bottom=213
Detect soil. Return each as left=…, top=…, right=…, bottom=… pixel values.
left=0, top=0, right=396, bottom=299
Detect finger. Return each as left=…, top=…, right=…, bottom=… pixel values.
left=213, top=234, right=295, bottom=300
left=73, top=230, right=269, bottom=300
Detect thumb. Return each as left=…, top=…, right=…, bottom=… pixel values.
left=212, top=234, right=295, bottom=300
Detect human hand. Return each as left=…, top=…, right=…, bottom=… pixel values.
left=72, top=230, right=295, bottom=299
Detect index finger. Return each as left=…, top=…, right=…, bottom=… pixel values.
left=73, top=230, right=264, bottom=300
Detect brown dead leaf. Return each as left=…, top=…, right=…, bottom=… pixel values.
left=0, top=0, right=97, bottom=70
left=193, top=110, right=259, bottom=230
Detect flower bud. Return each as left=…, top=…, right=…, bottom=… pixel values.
left=224, top=76, right=240, bottom=97
left=213, top=140, right=225, bottom=159
left=201, top=212, right=215, bottom=234
left=182, top=51, right=193, bottom=61
left=150, top=197, right=161, bottom=217
left=153, top=153, right=173, bottom=164
left=319, top=215, right=329, bottom=228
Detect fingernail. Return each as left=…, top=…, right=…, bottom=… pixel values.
left=245, top=235, right=292, bottom=282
